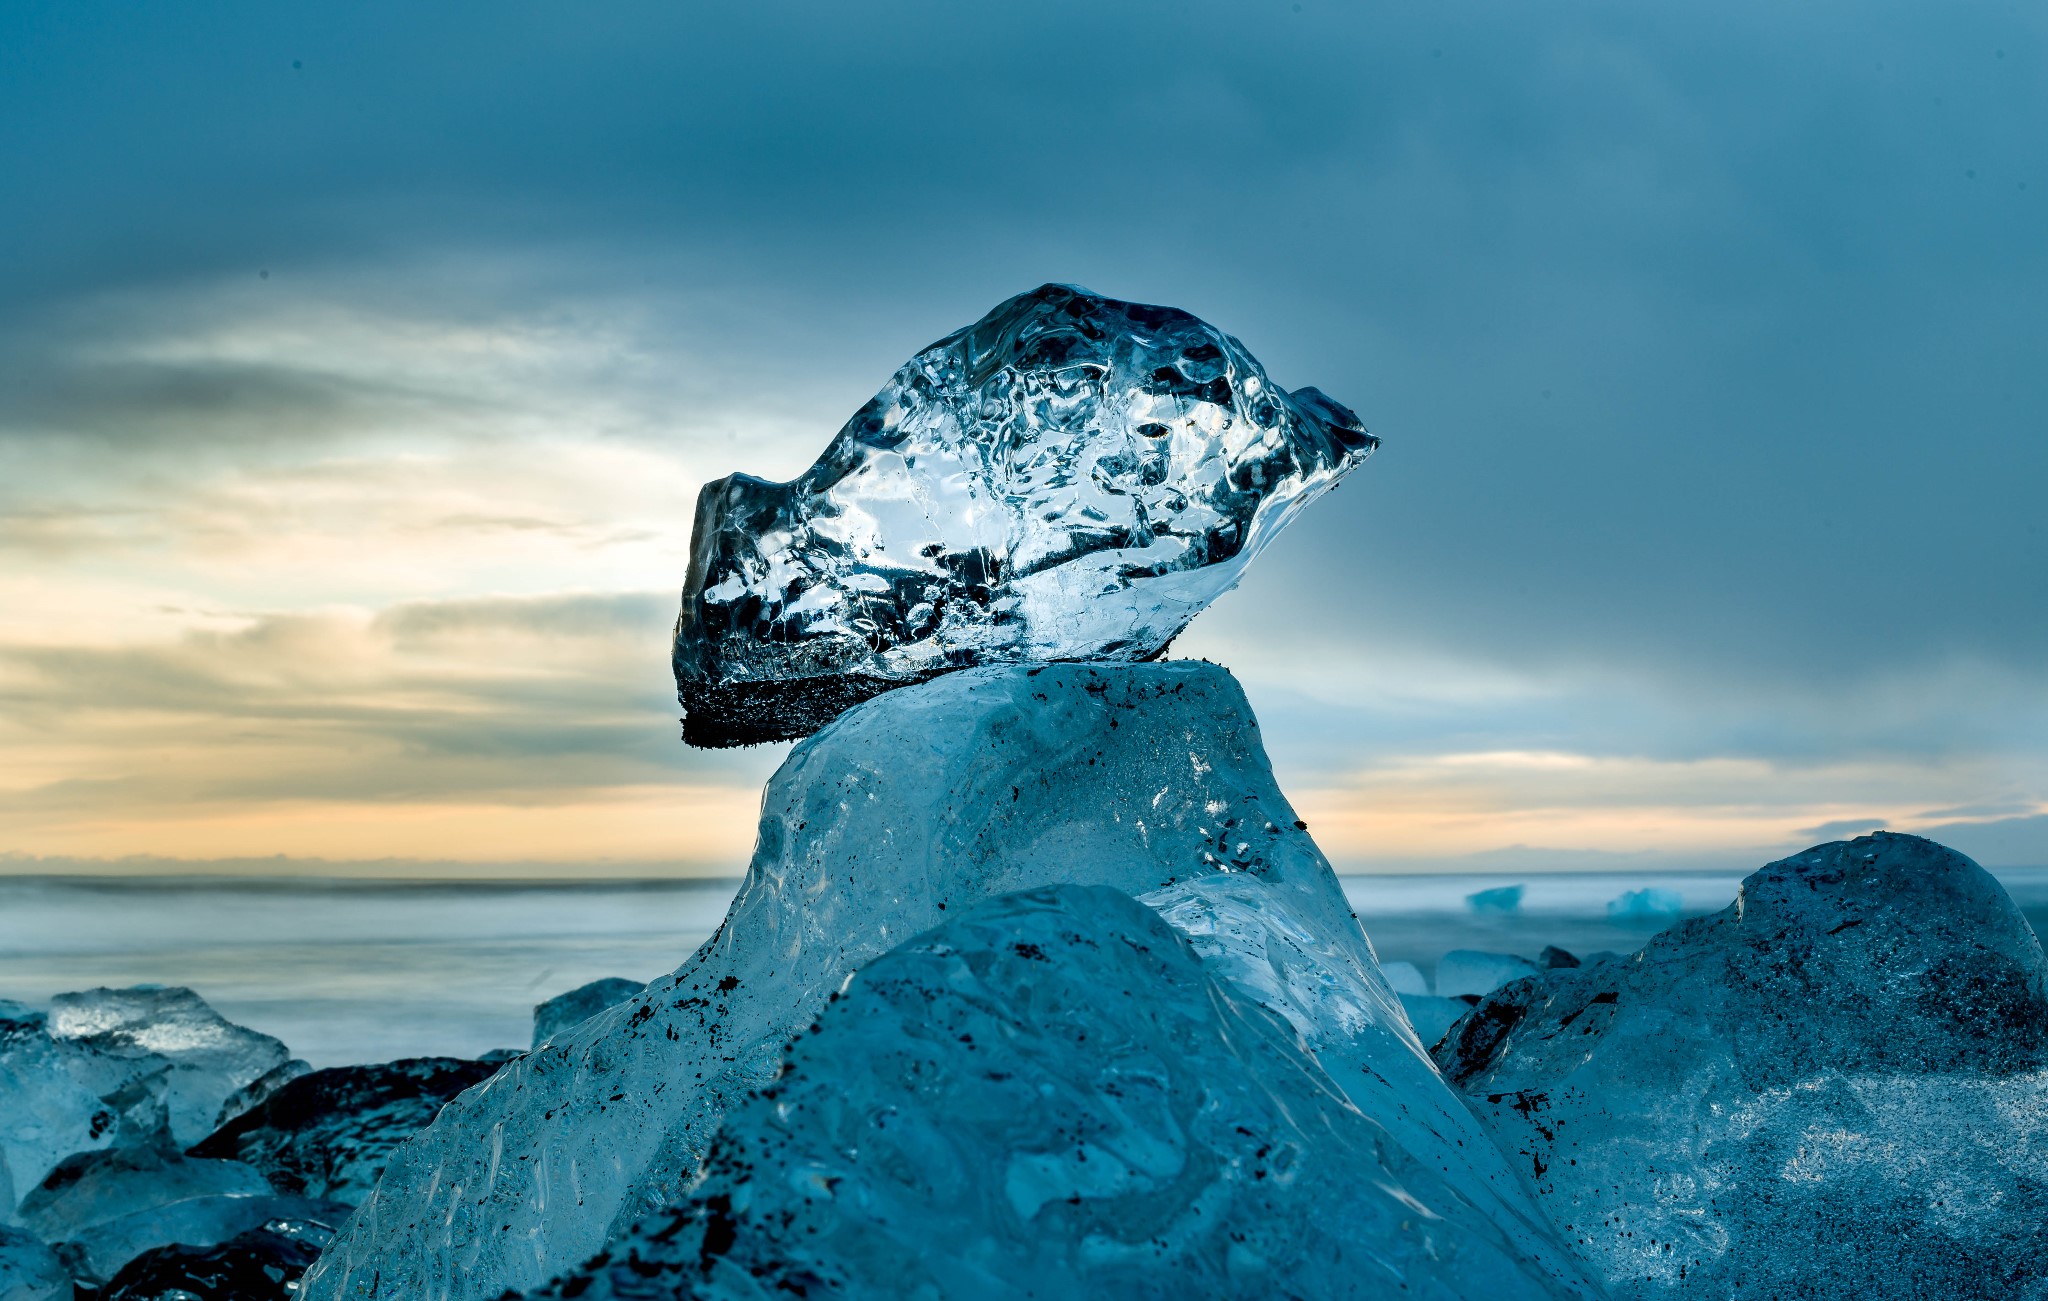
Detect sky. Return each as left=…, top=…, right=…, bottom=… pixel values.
left=1, top=0, right=2043, bottom=877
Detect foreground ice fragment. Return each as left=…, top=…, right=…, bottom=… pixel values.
left=531, top=979, right=645, bottom=1050
left=189, top=1058, right=500, bottom=1207
left=1436, top=833, right=2048, bottom=1299
left=533, top=884, right=1583, bottom=1301
left=18, top=1148, right=270, bottom=1243
left=673, top=283, right=1374, bottom=745
left=58, top=1192, right=345, bottom=1285
left=47, top=989, right=290, bottom=1150
left=0, top=1225, right=68, bottom=1301
left=302, top=662, right=1403, bottom=1301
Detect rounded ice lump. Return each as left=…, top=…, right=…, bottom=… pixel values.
left=530, top=883, right=1583, bottom=1301
left=1434, top=832, right=2048, bottom=1299
left=673, top=283, right=1374, bottom=746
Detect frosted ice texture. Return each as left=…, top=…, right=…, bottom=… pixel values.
left=302, top=662, right=1405, bottom=1301
left=531, top=884, right=1585, bottom=1301
left=47, top=988, right=291, bottom=1150
left=531, top=979, right=645, bottom=1050
left=1435, top=833, right=2048, bottom=1299
left=189, top=1058, right=501, bottom=1208
left=0, top=1226, right=68, bottom=1301
left=672, top=283, right=1375, bottom=746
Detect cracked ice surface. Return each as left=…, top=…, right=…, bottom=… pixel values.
left=673, top=283, right=1374, bottom=745
left=530, top=884, right=1588, bottom=1301
left=300, top=662, right=1421, bottom=1301
left=1435, top=833, right=2048, bottom=1299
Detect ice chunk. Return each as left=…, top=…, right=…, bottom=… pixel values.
left=1436, top=833, right=2048, bottom=1299
left=1380, top=958, right=1431, bottom=994
left=302, top=662, right=1388, bottom=1301
left=673, top=284, right=1375, bottom=746
left=0, top=1225, right=68, bottom=1301
left=190, top=1058, right=499, bottom=1207
left=1468, top=884, right=1525, bottom=915
left=1604, top=885, right=1682, bottom=922
left=1, top=1003, right=137, bottom=1214
left=1140, top=873, right=1590, bottom=1293
left=47, top=989, right=290, bottom=1150
left=57, top=1193, right=346, bottom=1286
left=101, top=1218, right=333, bottom=1301
left=1437, top=949, right=1541, bottom=999
left=531, top=979, right=645, bottom=1050
left=18, top=1148, right=271, bottom=1243
left=530, top=885, right=1587, bottom=1301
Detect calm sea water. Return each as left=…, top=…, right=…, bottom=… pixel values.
left=3, top=870, right=2042, bottom=1068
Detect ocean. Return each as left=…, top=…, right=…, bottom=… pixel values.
left=4, top=869, right=2043, bottom=1069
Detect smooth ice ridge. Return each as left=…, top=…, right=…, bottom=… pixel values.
left=673, top=283, right=1374, bottom=745
left=1434, top=833, right=2048, bottom=1299
left=531, top=884, right=1586, bottom=1301
left=302, top=661, right=1438, bottom=1301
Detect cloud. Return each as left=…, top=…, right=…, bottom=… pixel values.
left=0, top=592, right=784, bottom=863
left=0, top=0, right=2042, bottom=870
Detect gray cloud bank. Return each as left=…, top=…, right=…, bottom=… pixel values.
left=1, top=0, right=2042, bottom=866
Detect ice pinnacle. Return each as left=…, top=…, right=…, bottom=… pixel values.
left=673, top=283, right=1374, bottom=746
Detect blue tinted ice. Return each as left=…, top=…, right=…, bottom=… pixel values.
left=300, top=662, right=1506, bottom=1301
left=531, top=885, right=1585, bottom=1301
left=673, top=283, right=1374, bottom=745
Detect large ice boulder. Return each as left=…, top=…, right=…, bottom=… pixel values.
left=532, top=884, right=1587, bottom=1300
left=46, top=988, right=292, bottom=1151
left=189, top=1058, right=500, bottom=1207
left=303, top=661, right=1507, bottom=1301
left=1435, top=833, right=2048, bottom=1299
left=673, top=284, right=1375, bottom=745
